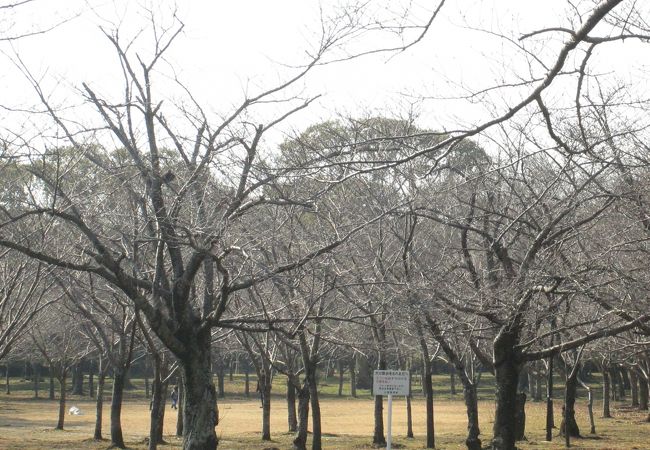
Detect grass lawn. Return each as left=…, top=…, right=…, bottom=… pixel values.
left=0, top=374, right=648, bottom=449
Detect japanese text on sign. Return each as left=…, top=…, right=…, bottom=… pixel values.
left=373, top=370, right=410, bottom=396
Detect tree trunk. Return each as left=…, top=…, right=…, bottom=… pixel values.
left=72, top=363, right=84, bottom=396
left=356, top=354, right=372, bottom=390
left=308, top=370, right=322, bottom=450
left=373, top=394, right=385, bottom=446
left=609, top=366, right=619, bottom=401
left=514, top=393, right=526, bottom=442
left=450, top=364, right=457, bottom=395
left=244, top=367, right=250, bottom=398
left=419, top=365, right=434, bottom=448
left=88, top=360, right=94, bottom=399
left=180, top=344, right=218, bottom=450
left=94, top=361, right=105, bottom=440
left=49, top=369, right=55, bottom=400
left=546, top=356, right=554, bottom=441
left=457, top=379, right=480, bottom=450
left=417, top=347, right=434, bottom=449
left=617, top=366, right=626, bottom=400
left=287, top=378, right=298, bottom=433
left=586, top=386, right=595, bottom=434
left=293, top=383, right=310, bottom=450
left=110, top=367, right=127, bottom=448
left=350, top=357, right=357, bottom=398
left=630, top=369, right=639, bottom=407
left=33, top=362, right=40, bottom=398
left=56, top=374, right=66, bottom=430
left=176, top=378, right=184, bottom=437
left=337, top=359, right=344, bottom=397
left=560, top=369, right=580, bottom=439
left=491, top=330, right=521, bottom=450
left=406, top=393, right=414, bottom=439
left=5, top=363, right=10, bottom=394
left=602, top=368, right=612, bottom=418
left=149, top=360, right=167, bottom=450
left=145, top=356, right=150, bottom=399
left=261, top=372, right=272, bottom=441
left=373, top=353, right=386, bottom=447
left=638, top=371, right=648, bottom=410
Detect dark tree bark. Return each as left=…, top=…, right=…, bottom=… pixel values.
left=56, top=374, right=66, bottom=430
left=33, top=362, right=40, bottom=398
left=638, top=370, right=648, bottom=411
left=180, top=342, right=218, bottom=450
left=49, top=369, right=55, bottom=400
left=88, top=359, right=94, bottom=399
left=560, top=367, right=581, bottom=440
left=350, top=356, right=357, bottom=398
left=617, top=366, right=627, bottom=400
left=337, top=359, right=344, bottom=396
left=514, top=393, right=526, bottom=442
left=260, top=372, right=272, bottom=441
left=292, top=383, right=310, bottom=450
left=356, top=354, right=372, bottom=389
left=579, top=380, right=596, bottom=434
left=287, top=378, right=297, bottom=433
left=372, top=349, right=387, bottom=447
left=603, top=367, right=612, bottom=418
left=72, top=363, right=84, bottom=395
left=148, top=358, right=168, bottom=450
left=296, top=327, right=322, bottom=450
left=450, top=364, right=457, bottom=395
left=176, top=378, right=184, bottom=437
left=419, top=335, right=435, bottom=449
left=609, top=366, right=619, bottom=401
left=308, top=367, right=322, bottom=450
left=491, top=330, right=521, bottom=450
left=244, top=367, right=250, bottom=398
left=93, top=357, right=106, bottom=440
left=546, top=356, right=555, bottom=441
left=110, top=368, right=128, bottom=448
left=464, top=382, right=481, bottom=450
left=5, top=363, right=10, bottom=394
left=145, top=356, right=150, bottom=399
left=630, top=368, right=639, bottom=407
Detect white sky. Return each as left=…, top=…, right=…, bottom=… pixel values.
left=1, top=0, right=649, bottom=149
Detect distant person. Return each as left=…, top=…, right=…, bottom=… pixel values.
left=171, top=385, right=178, bottom=409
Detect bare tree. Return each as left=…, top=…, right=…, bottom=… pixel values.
left=0, top=255, right=53, bottom=361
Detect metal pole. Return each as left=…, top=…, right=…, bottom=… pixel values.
left=387, top=393, right=393, bottom=450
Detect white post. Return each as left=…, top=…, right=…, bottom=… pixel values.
left=387, top=393, right=393, bottom=450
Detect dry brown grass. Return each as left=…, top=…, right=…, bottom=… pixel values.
left=0, top=393, right=648, bottom=449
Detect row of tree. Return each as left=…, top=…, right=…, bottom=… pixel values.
left=2, top=1, right=650, bottom=450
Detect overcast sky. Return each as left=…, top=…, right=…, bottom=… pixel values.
left=1, top=0, right=648, bottom=149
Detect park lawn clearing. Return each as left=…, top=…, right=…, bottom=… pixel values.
left=0, top=393, right=648, bottom=449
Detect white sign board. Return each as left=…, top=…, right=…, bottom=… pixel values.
left=373, top=370, right=410, bottom=396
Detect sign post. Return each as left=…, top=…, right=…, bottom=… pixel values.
left=373, top=370, right=410, bottom=450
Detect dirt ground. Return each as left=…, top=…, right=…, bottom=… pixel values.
left=0, top=394, right=649, bottom=449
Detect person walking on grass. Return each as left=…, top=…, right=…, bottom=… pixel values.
left=171, top=385, right=178, bottom=409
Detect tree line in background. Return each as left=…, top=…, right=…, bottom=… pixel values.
left=1, top=1, right=650, bottom=450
